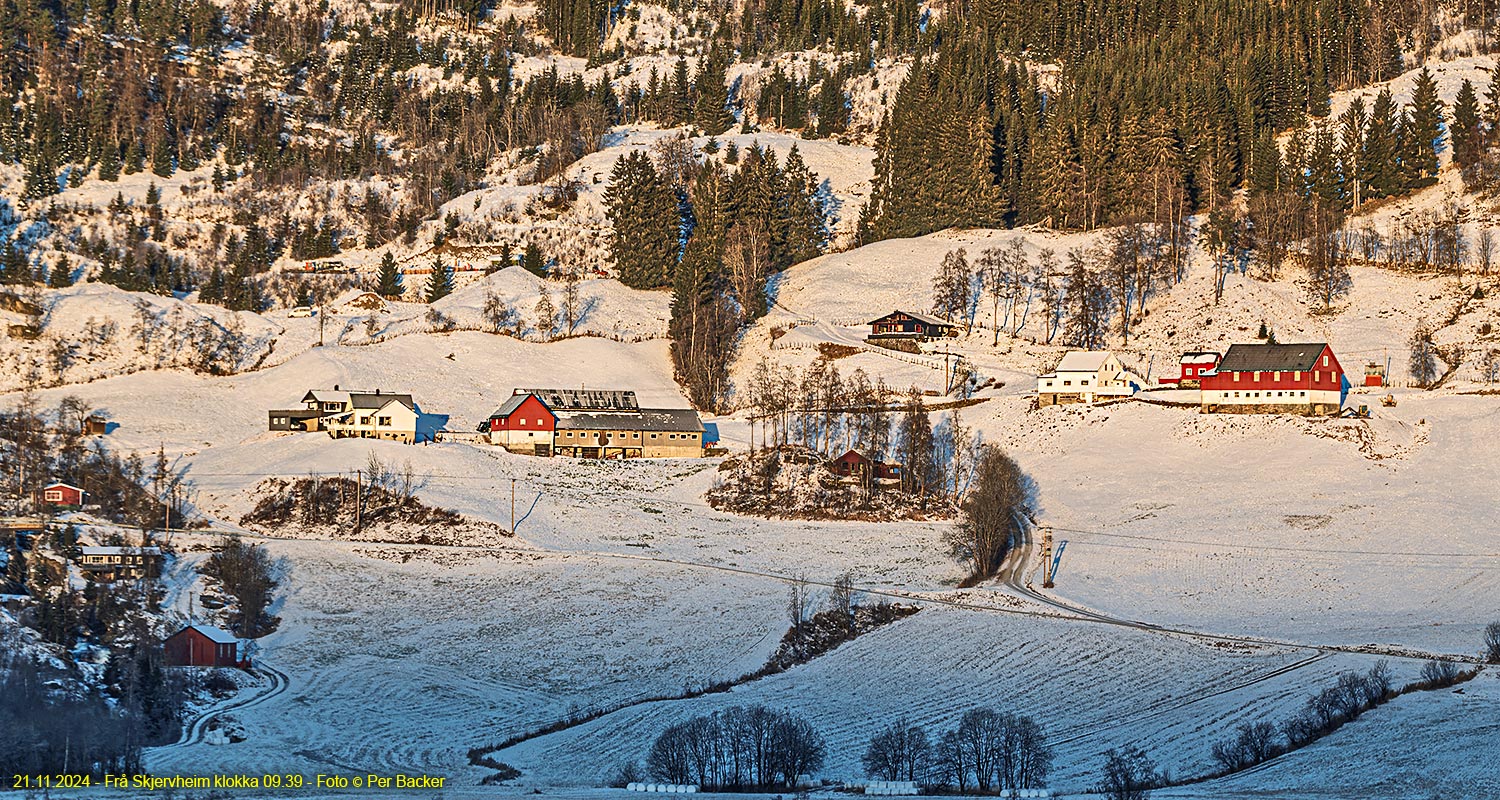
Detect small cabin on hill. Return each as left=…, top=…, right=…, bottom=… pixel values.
left=867, top=311, right=959, bottom=341
left=163, top=624, right=241, bottom=668
left=827, top=450, right=903, bottom=483
left=41, top=482, right=85, bottom=509
left=1200, top=342, right=1347, bottom=415
left=1037, top=351, right=1146, bottom=405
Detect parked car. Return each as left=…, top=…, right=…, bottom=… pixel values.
left=288, top=306, right=315, bottom=318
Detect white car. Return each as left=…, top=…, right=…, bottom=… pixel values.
left=288, top=306, right=315, bottom=318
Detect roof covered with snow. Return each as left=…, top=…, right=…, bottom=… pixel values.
left=178, top=624, right=238, bottom=644
left=79, top=546, right=162, bottom=556
left=519, top=387, right=639, bottom=411
left=1052, top=351, right=1114, bottom=374
left=556, top=408, right=703, bottom=432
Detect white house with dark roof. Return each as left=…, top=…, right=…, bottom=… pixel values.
left=268, top=385, right=421, bottom=443
left=1037, top=351, right=1148, bottom=405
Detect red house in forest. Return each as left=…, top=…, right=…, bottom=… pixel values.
left=163, top=624, right=241, bottom=667
left=827, top=450, right=903, bottom=484
left=484, top=392, right=557, bottom=456
left=41, top=482, right=85, bottom=508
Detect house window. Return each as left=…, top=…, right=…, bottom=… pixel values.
left=1323, top=355, right=1329, bottom=366
left=378, top=416, right=391, bottom=426
left=1254, top=372, right=1261, bottom=382
left=361, top=416, right=372, bottom=425
left=1294, top=371, right=1301, bottom=380
left=1234, top=373, right=1240, bottom=382
left=1274, top=371, right=1281, bottom=380
left=1314, top=370, right=1320, bottom=382
left=1063, top=380, right=1072, bottom=387
left=45, top=490, right=63, bottom=502
left=651, top=433, right=658, bottom=439
left=668, top=434, right=676, bottom=439
left=1082, top=379, right=1091, bottom=385
left=1300, top=391, right=1306, bottom=396
left=632, top=432, right=639, bottom=438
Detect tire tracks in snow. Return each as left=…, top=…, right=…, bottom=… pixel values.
left=151, top=662, right=291, bottom=750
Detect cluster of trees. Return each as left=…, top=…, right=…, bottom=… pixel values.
left=1, top=395, right=188, bottom=529
left=604, top=138, right=827, bottom=409
left=647, top=705, right=825, bottom=789
left=860, top=2, right=1449, bottom=242
left=861, top=711, right=1052, bottom=792
left=741, top=356, right=987, bottom=504
left=200, top=536, right=280, bottom=639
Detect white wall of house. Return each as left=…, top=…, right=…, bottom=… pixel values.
left=1037, top=352, right=1137, bottom=401
left=328, top=400, right=419, bottom=442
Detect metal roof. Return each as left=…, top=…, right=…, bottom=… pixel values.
left=488, top=394, right=536, bottom=419
left=517, top=387, right=639, bottom=411
left=1216, top=343, right=1329, bottom=373
left=302, top=389, right=351, bottom=404
left=556, top=408, right=703, bottom=432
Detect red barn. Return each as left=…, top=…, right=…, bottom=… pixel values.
left=1160, top=351, right=1220, bottom=388
left=163, top=624, right=241, bottom=667
left=1200, top=343, right=1347, bottom=416
left=41, top=482, right=85, bottom=508
left=486, top=392, right=557, bottom=456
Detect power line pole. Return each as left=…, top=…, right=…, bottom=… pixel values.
left=1041, top=526, right=1055, bottom=588
left=510, top=478, right=516, bottom=533
left=354, top=469, right=362, bottom=533
left=318, top=304, right=325, bottom=347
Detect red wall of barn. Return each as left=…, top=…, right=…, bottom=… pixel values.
left=46, top=486, right=82, bottom=504
left=490, top=395, right=555, bottom=432
left=1202, top=346, right=1343, bottom=392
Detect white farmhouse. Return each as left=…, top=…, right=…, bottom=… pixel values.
left=323, top=391, right=420, bottom=443
left=1037, top=351, right=1147, bottom=406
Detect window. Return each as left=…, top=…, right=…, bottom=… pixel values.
left=1274, top=371, right=1281, bottom=380
left=1294, top=371, right=1301, bottom=380
left=1323, top=355, right=1329, bottom=366
left=1063, top=380, right=1072, bottom=387
left=378, top=416, right=391, bottom=426
left=1314, top=370, right=1320, bottom=382
left=668, top=434, right=676, bottom=439
left=651, top=433, right=658, bottom=439
left=45, top=490, right=62, bottom=502
left=360, top=416, right=372, bottom=425
left=632, top=432, right=639, bottom=438
left=1254, top=372, right=1261, bottom=382
left=1300, top=391, right=1306, bottom=396
left=1234, top=372, right=1240, bottom=382
left=1082, top=379, right=1091, bottom=385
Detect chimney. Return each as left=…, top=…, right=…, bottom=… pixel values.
left=334, top=384, right=340, bottom=390
left=376, top=388, right=381, bottom=395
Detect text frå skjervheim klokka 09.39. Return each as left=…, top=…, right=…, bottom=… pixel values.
left=22, top=772, right=453, bottom=790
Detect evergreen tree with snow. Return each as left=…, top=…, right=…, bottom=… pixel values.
left=376, top=252, right=403, bottom=298
left=424, top=255, right=454, bottom=302
left=691, top=51, right=735, bottom=134
left=97, top=142, right=121, bottom=182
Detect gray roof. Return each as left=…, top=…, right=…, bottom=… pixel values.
left=349, top=392, right=414, bottom=410
left=869, top=310, right=956, bottom=328
left=518, top=387, right=639, bottom=411
left=556, top=408, right=703, bottom=433
left=488, top=394, right=537, bottom=419
left=80, top=546, right=162, bottom=556
left=1216, top=343, right=1329, bottom=373
left=302, top=389, right=351, bottom=404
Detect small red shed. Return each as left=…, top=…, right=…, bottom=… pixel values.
left=41, top=482, right=85, bottom=508
left=163, top=624, right=241, bottom=667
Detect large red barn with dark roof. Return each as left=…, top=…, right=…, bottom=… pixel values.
left=1200, top=343, right=1346, bottom=415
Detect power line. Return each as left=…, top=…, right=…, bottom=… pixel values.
left=1047, top=525, right=1500, bottom=560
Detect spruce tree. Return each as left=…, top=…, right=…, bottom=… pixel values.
left=1452, top=78, right=1483, bottom=168
left=691, top=51, right=735, bottom=134
left=150, top=138, right=175, bottom=178
left=49, top=255, right=73, bottom=288
left=424, top=255, right=454, bottom=302
left=376, top=252, right=404, bottom=298
left=603, top=151, right=679, bottom=288
left=1362, top=90, right=1401, bottom=199
left=1406, top=67, right=1444, bottom=189
left=97, top=141, right=121, bottom=182
left=522, top=241, right=546, bottom=276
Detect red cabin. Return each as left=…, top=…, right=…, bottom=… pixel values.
left=828, top=450, right=903, bottom=483
left=163, top=624, right=241, bottom=667
left=41, top=482, right=85, bottom=507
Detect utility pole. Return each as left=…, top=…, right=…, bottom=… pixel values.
left=318, top=304, right=325, bottom=347
left=354, top=469, right=362, bottom=533
left=1041, top=526, right=1055, bottom=588
left=510, top=478, right=516, bottom=533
